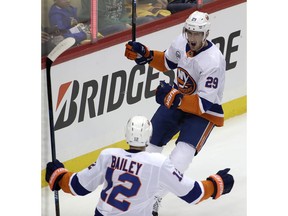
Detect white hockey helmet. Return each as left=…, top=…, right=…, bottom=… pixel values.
left=184, top=11, right=210, bottom=38
left=125, top=116, right=152, bottom=147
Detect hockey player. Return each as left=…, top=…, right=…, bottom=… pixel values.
left=124, top=11, right=226, bottom=215
left=46, top=116, right=234, bottom=216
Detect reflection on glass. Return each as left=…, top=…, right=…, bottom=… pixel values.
left=42, top=0, right=217, bottom=56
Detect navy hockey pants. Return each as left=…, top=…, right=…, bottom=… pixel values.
left=150, top=105, right=215, bottom=154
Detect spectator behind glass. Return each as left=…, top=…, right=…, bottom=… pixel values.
left=139, top=0, right=168, bottom=8
left=78, top=0, right=166, bottom=37
left=166, top=0, right=197, bottom=14
left=125, top=0, right=171, bottom=21
left=78, top=0, right=130, bottom=36
left=49, top=0, right=88, bottom=45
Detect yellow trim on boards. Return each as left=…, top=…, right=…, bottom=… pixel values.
left=41, top=95, right=246, bottom=187
left=223, top=96, right=247, bottom=120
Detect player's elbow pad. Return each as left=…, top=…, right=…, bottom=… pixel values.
left=149, top=51, right=168, bottom=72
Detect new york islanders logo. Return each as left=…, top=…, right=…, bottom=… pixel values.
left=177, top=67, right=196, bottom=95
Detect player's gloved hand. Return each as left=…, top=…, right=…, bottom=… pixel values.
left=125, top=41, right=153, bottom=65
left=45, top=159, right=68, bottom=191
left=207, top=168, right=234, bottom=199
left=155, top=80, right=183, bottom=109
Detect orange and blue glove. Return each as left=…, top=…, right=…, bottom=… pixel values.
left=207, top=168, right=234, bottom=199
left=45, top=159, right=68, bottom=191
left=125, top=41, right=153, bottom=65
left=155, top=80, right=183, bottom=109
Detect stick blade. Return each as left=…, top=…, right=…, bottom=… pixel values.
left=47, top=37, right=76, bottom=62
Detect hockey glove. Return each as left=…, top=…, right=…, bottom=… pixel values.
left=207, top=168, right=234, bottom=199
left=45, top=159, right=68, bottom=191
left=155, top=80, right=183, bottom=109
left=125, top=41, right=153, bottom=65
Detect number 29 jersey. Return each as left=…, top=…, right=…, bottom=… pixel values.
left=164, top=34, right=226, bottom=126
left=69, top=148, right=205, bottom=216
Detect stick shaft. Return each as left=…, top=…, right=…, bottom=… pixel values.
left=46, top=58, right=60, bottom=216
left=46, top=59, right=57, bottom=161
left=132, top=0, right=136, bottom=41
left=45, top=37, right=75, bottom=216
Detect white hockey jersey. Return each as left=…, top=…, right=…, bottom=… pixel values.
left=153, top=34, right=226, bottom=126
left=66, top=148, right=206, bottom=216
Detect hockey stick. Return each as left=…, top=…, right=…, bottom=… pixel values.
left=132, top=0, right=137, bottom=41
left=46, top=37, right=75, bottom=216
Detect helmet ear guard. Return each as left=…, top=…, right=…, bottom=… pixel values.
left=125, top=116, right=153, bottom=147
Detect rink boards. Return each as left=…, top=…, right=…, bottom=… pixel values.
left=41, top=2, right=246, bottom=187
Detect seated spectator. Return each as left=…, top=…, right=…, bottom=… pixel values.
left=48, top=0, right=89, bottom=45
left=139, top=0, right=168, bottom=9
left=125, top=0, right=171, bottom=22
left=166, top=0, right=197, bottom=14
left=78, top=0, right=169, bottom=37
left=80, top=0, right=129, bottom=36
left=78, top=0, right=90, bottom=24
left=78, top=0, right=130, bottom=36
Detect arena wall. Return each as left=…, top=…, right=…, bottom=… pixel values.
left=41, top=1, right=246, bottom=187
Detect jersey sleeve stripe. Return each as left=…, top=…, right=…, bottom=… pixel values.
left=179, top=181, right=203, bottom=204
left=70, top=173, right=92, bottom=196
left=165, top=57, right=178, bottom=70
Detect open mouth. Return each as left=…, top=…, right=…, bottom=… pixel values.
left=190, top=42, right=196, bottom=47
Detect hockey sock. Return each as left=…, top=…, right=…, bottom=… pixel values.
left=169, top=141, right=196, bottom=173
